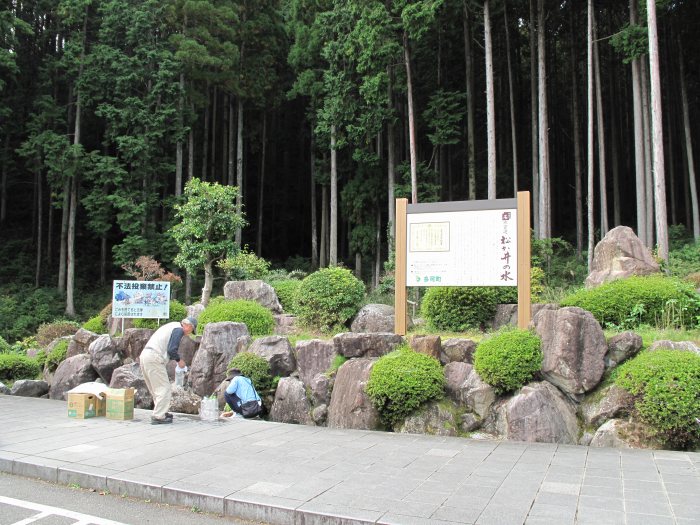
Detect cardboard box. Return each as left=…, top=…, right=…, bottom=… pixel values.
left=68, top=393, right=105, bottom=419
left=105, top=387, right=135, bottom=420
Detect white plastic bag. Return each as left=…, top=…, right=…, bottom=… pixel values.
left=199, top=396, right=219, bottom=421
left=174, top=365, right=188, bottom=388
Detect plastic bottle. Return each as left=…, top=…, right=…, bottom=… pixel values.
left=175, top=365, right=187, bottom=388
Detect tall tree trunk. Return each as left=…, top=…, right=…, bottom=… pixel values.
left=375, top=206, right=381, bottom=289
left=387, top=68, right=396, bottom=239
left=211, top=86, right=217, bottom=182
left=221, top=94, right=228, bottom=184
left=235, top=98, right=244, bottom=246
left=227, top=98, right=234, bottom=186
left=201, top=261, right=214, bottom=307
left=35, top=170, right=42, bottom=288
left=463, top=1, right=476, bottom=200
left=587, top=0, right=595, bottom=270
left=570, top=5, right=583, bottom=259
left=176, top=73, right=184, bottom=197
left=593, top=23, right=608, bottom=235
left=610, top=63, right=621, bottom=226
left=504, top=0, right=518, bottom=196
left=0, top=135, right=8, bottom=224
left=647, top=0, right=668, bottom=261
left=256, top=112, right=267, bottom=255
left=537, top=0, right=550, bottom=238
left=310, top=136, right=318, bottom=269
left=185, top=273, right=192, bottom=305
left=58, top=178, right=69, bottom=292
left=330, top=125, right=338, bottom=265
left=529, top=0, right=539, bottom=234
left=641, top=60, right=654, bottom=246
left=679, top=42, right=700, bottom=240
left=630, top=0, right=647, bottom=242
left=65, top=172, right=78, bottom=316
left=201, top=83, right=210, bottom=180
left=484, top=0, right=496, bottom=199
left=100, top=235, right=106, bottom=286
left=403, top=32, right=418, bottom=204
left=188, top=99, right=194, bottom=182
left=320, top=184, right=328, bottom=268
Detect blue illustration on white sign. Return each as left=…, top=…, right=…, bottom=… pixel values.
left=112, top=280, right=171, bottom=319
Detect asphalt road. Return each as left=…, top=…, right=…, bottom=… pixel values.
left=0, top=472, right=267, bottom=525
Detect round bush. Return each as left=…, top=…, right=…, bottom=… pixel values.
left=296, top=267, right=365, bottom=331
left=614, top=349, right=700, bottom=449
left=421, top=286, right=515, bottom=332
left=270, top=279, right=302, bottom=315
left=82, top=315, right=106, bottom=334
left=198, top=299, right=274, bottom=336
left=474, top=329, right=542, bottom=394
left=560, top=275, right=700, bottom=329
left=35, top=321, right=80, bottom=347
left=228, top=351, right=273, bottom=392
left=133, top=299, right=188, bottom=329
left=0, top=354, right=41, bottom=382
left=366, top=346, right=445, bottom=429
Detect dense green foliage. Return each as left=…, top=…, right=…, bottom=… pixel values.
left=614, top=350, right=700, bottom=449
left=45, top=339, right=69, bottom=371
left=35, top=321, right=81, bottom=347
left=560, top=275, right=700, bottom=330
left=365, top=346, right=445, bottom=429
left=218, top=247, right=271, bottom=280
left=198, top=299, right=274, bottom=336
left=133, top=299, right=187, bottom=329
left=228, top=352, right=274, bottom=392
left=0, top=336, right=11, bottom=354
left=0, top=354, right=42, bottom=382
left=82, top=315, right=107, bottom=334
left=296, top=267, right=365, bottom=331
left=421, top=286, right=517, bottom=332
left=269, top=279, right=302, bottom=315
left=474, top=329, right=543, bottom=394
left=0, top=287, right=67, bottom=343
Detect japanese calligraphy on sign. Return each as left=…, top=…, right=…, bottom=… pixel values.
left=112, top=280, right=171, bottom=319
left=406, top=199, right=518, bottom=287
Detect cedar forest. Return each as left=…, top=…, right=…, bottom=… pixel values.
left=1, top=0, right=699, bottom=320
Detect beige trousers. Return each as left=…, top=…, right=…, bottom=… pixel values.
left=140, top=348, right=171, bottom=419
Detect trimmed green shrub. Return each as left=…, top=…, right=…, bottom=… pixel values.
left=474, top=328, right=542, bottom=394
left=270, top=279, right=302, bottom=315
left=0, top=354, right=42, bottom=382
left=45, top=339, right=69, bottom=371
left=198, top=299, right=274, bottom=336
left=366, top=345, right=445, bottom=429
left=614, top=350, right=700, bottom=449
left=133, top=299, right=188, bottom=329
left=82, top=315, right=106, bottom=334
left=421, top=286, right=516, bottom=332
left=560, top=275, right=700, bottom=329
left=227, top=352, right=274, bottom=392
left=296, top=267, right=365, bottom=331
left=218, top=246, right=271, bottom=280
left=35, top=321, right=80, bottom=347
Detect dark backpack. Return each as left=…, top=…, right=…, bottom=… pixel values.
left=239, top=378, right=263, bottom=418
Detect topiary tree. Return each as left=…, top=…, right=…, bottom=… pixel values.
left=227, top=352, right=274, bottom=392
left=421, top=286, right=516, bottom=332
left=474, top=328, right=542, bottom=394
left=296, top=267, right=365, bottom=331
left=170, top=179, right=246, bottom=306
left=614, top=349, right=700, bottom=449
left=366, top=345, right=445, bottom=429
left=560, top=275, right=700, bottom=329
left=198, top=299, right=274, bottom=336
left=133, top=299, right=187, bottom=329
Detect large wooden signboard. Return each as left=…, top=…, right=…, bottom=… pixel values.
left=394, top=192, right=531, bottom=335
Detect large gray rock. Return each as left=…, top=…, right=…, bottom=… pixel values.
left=443, top=363, right=495, bottom=418
left=590, top=419, right=636, bottom=448
left=189, top=322, right=250, bottom=397
left=89, top=335, right=125, bottom=384
left=66, top=328, right=99, bottom=358
left=186, top=303, right=205, bottom=320
left=0, top=381, right=10, bottom=395
left=585, top=226, right=660, bottom=288
left=296, top=340, right=336, bottom=386
left=440, top=338, right=476, bottom=365
left=169, top=387, right=201, bottom=415
left=49, top=354, right=99, bottom=400
left=605, top=332, right=643, bottom=369
left=444, top=362, right=473, bottom=403
left=396, top=400, right=460, bottom=437
left=269, top=377, right=313, bottom=424
left=119, top=328, right=155, bottom=360
left=533, top=307, right=607, bottom=398
left=273, top=314, right=298, bottom=335
left=492, top=303, right=558, bottom=330
left=410, top=335, right=441, bottom=360
left=309, top=373, right=332, bottom=406
left=109, top=362, right=152, bottom=409
left=11, top=379, right=49, bottom=398
left=649, top=340, right=700, bottom=355
left=350, top=304, right=395, bottom=333
left=248, top=336, right=296, bottom=377
left=327, top=358, right=381, bottom=430
left=333, top=332, right=404, bottom=358
left=580, top=384, right=634, bottom=428
left=165, top=335, right=200, bottom=380
left=223, top=280, right=282, bottom=314
left=494, top=381, right=579, bottom=444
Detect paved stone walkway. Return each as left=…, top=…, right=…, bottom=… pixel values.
left=1, top=396, right=698, bottom=525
